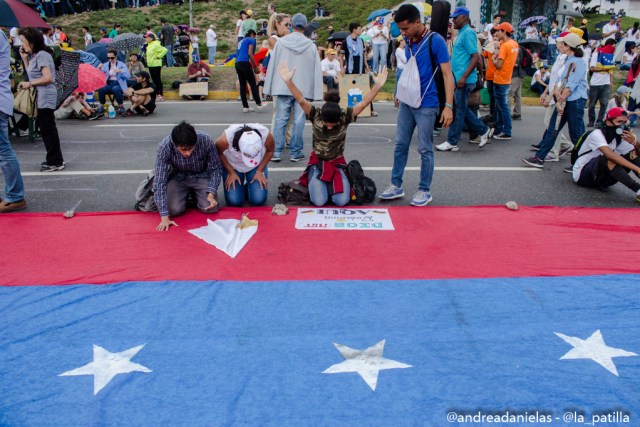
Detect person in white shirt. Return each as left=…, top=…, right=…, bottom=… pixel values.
left=620, top=43, right=636, bottom=70
left=368, top=17, right=389, bottom=72
left=530, top=64, right=549, bottom=94
left=82, top=26, right=93, bottom=47
left=206, top=24, right=217, bottom=65
left=525, top=22, right=539, bottom=40
left=627, top=22, right=640, bottom=42
left=602, top=16, right=620, bottom=42
left=484, top=14, right=500, bottom=42
left=606, top=86, right=631, bottom=113
left=569, top=107, right=640, bottom=205
left=393, top=36, right=406, bottom=109
left=321, top=48, right=341, bottom=90
left=236, top=10, right=247, bottom=45
left=190, top=30, right=199, bottom=60
left=588, top=41, right=615, bottom=127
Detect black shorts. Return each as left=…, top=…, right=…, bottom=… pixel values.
left=136, top=101, right=156, bottom=114
left=577, top=155, right=617, bottom=189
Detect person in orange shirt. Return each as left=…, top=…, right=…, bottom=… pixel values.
left=491, top=22, right=519, bottom=139
left=482, top=32, right=498, bottom=125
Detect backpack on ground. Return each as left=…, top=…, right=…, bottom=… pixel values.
left=134, top=170, right=158, bottom=212
left=346, top=160, right=376, bottom=205
left=570, top=130, right=595, bottom=165
left=277, top=180, right=310, bottom=205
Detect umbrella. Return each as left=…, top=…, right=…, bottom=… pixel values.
left=55, top=51, right=80, bottom=109
left=86, top=42, right=107, bottom=62
left=19, top=0, right=35, bottom=5
left=187, top=27, right=200, bottom=33
left=75, top=63, right=107, bottom=93
left=328, top=31, right=350, bottom=41
left=110, top=32, right=145, bottom=53
left=366, top=8, right=391, bottom=22
left=76, top=50, right=102, bottom=68
left=0, top=0, right=50, bottom=28
left=595, top=21, right=609, bottom=30
left=98, top=37, right=112, bottom=44
left=519, top=39, right=546, bottom=52
left=519, top=16, right=548, bottom=28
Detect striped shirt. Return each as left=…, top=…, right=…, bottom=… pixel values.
left=153, top=131, right=222, bottom=217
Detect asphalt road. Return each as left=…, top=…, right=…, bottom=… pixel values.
left=5, top=100, right=638, bottom=213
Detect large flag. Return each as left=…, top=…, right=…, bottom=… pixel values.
left=1, top=207, right=639, bottom=425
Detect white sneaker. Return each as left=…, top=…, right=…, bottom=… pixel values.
left=435, top=141, right=459, bottom=152
left=479, top=127, right=493, bottom=148
left=243, top=107, right=254, bottom=113
left=544, top=154, right=559, bottom=162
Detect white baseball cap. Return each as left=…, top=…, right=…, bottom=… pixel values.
left=239, top=130, right=263, bottom=168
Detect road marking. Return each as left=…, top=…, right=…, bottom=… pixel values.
left=92, top=123, right=400, bottom=127
left=21, top=167, right=538, bottom=177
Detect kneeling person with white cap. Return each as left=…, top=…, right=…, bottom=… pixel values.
left=215, top=123, right=275, bottom=206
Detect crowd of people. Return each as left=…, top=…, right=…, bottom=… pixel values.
left=2, top=4, right=640, bottom=221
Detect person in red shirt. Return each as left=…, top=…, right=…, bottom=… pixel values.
left=186, top=57, right=211, bottom=82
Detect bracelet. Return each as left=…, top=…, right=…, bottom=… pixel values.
left=256, top=171, right=265, bottom=175
left=444, top=103, right=454, bottom=109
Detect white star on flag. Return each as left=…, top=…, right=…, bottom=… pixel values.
left=322, top=339, right=412, bottom=391
left=555, top=330, right=638, bottom=376
left=59, top=344, right=152, bottom=395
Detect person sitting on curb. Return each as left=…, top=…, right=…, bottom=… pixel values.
left=124, top=71, right=156, bottom=116
left=153, top=121, right=222, bottom=231
left=98, top=49, right=130, bottom=116
left=215, top=123, right=274, bottom=206
left=55, top=92, right=101, bottom=120
left=566, top=107, right=640, bottom=205
left=126, top=52, right=146, bottom=87
left=186, top=56, right=211, bottom=82
left=278, top=62, right=387, bottom=206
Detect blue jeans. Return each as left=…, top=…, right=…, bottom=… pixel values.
left=208, top=46, right=216, bottom=64
left=394, top=68, right=403, bottom=96
left=308, top=164, right=350, bottom=206
left=98, top=80, right=124, bottom=105
left=163, top=44, right=175, bottom=67
left=0, top=112, right=25, bottom=203
left=547, top=44, right=557, bottom=64
left=273, top=95, right=305, bottom=158
left=447, top=83, right=489, bottom=145
left=372, top=43, right=388, bottom=72
left=44, top=1, right=55, bottom=16
left=493, top=83, right=511, bottom=136
left=391, top=104, right=438, bottom=192
left=535, top=98, right=586, bottom=160
left=222, top=167, right=269, bottom=207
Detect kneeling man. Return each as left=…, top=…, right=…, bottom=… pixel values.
left=154, top=121, right=222, bottom=231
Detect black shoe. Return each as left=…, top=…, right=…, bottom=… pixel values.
left=493, top=132, right=512, bottom=140
left=587, top=122, right=594, bottom=127
left=40, top=162, right=65, bottom=172
left=563, top=166, right=573, bottom=174
left=559, top=145, right=574, bottom=157
left=511, top=114, right=521, bottom=120
left=594, top=121, right=603, bottom=128
left=522, top=157, right=544, bottom=168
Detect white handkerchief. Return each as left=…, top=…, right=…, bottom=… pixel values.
left=189, top=219, right=258, bottom=258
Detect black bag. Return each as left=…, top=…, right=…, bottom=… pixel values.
left=277, top=180, right=310, bottom=205
left=346, top=160, right=376, bottom=205
left=134, top=170, right=158, bottom=212
left=570, top=130, right=595, bottom=166
left=428, top=34, right=455, bottom=126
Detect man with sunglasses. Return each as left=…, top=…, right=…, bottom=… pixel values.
left=98, top=49, right=130, bottom=116
left=153, top=122, right=223, bottom=231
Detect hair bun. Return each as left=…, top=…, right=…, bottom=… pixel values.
left=324, top=89, right=340, bottom=103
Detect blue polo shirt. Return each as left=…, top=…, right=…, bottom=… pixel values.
left=450, top=24, right=478, bottom=85
left=405, top=31, right=450, bottom=108
left=236, top=37, right=255, bottom=63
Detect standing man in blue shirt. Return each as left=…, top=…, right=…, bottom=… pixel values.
left=437, top=6, right=492, bottom=152
left=0, top=30, right=26, bottom=213
left=378, top=4, right=455, bottom=206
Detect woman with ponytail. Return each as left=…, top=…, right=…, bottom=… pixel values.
left=278, top=62, right=387, bottom=206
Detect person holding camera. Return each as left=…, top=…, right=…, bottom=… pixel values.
left=567, top=108, right=640, bottom=205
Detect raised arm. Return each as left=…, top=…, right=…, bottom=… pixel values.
left=278, top=62, right=312, bottom=116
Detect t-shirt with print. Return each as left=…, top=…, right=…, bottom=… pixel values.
left=308, top=106, right=355, bottom=160
left=589, top=50, right=612, bottom=86
left=321, top=58, right=341, bottom=77
left=27, top=50, right=57, bottom=109
left=223, top=123, right=269, bottom=173
left=493, top=38, right=518, bottom=85
left=236, top=37, right=255, bottom=63
left=451, top=24, right=478, bottom=85
left=405, top=31, right=450, bottom=108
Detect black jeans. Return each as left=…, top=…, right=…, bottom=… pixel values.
left=588, top=84, right=611, bottom=124
left=148, top=66, right=163, bottom=95
left=37, top=108, right=64, bottom=166
left=235, top=61, right=261, bottom=109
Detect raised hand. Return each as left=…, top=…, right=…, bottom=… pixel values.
left=372, top=66, right=388, bottom=88
left=278, top=62, right=296, bottom=82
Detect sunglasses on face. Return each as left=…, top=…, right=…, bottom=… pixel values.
left=108, top=56, right=116, bottom=60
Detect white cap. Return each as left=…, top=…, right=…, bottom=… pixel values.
left=239, top=130, right=263, bottom=168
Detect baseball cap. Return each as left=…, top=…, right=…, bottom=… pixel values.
left=326, top=48, right=337, bottom=55
left=606, top=107, right=628, bottom=120
left=144, top=32, right=156, bottom=40
left=291, top=13, right=308, bottom=29
left=569, top=27, right=584, bottom=38
left=611, top=15, right=618, bottom=20
left=246, top=9, right=253, bottom=16
left=581, top=18, right=588, bottom=25
left=376, top=17, right=384, bottom=25
left=617, top=86, right=633, bottom=94
left=238, top=131, right=263, bottom=168
left=557, top=32, right=584, bottom=48
left=450, top=6, right=470, bottom=18
left=493, top=22, right=513, bottom=33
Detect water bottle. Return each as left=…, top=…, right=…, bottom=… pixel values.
left=108, top=105, right=116, bottom=119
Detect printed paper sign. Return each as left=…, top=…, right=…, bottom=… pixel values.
left=295, top=208, right=394, bottom=231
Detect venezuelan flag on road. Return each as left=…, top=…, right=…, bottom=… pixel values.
left=1, top=207, right=639, bottom=426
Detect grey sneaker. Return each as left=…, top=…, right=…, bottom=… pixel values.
left=544, top=154, right=559, bottom=162
left=379, top=184, right=405, bottom=200
left=479, top=127, right=493, bottom=148
left=410, top=190, right=433, bottom=206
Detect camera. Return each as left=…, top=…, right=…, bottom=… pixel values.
left=616, top=123, right=631, bottom=135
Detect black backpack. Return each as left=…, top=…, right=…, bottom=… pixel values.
left=346, top=160, right=376, bottom=205
left=428, top=34, right=456, bottom=126
left=277, top=180, right=310, bottom=205
left=570, top=130, right=596, bottom=166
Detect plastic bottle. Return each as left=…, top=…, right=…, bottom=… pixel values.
left=108, top=105, right=116, bottom=119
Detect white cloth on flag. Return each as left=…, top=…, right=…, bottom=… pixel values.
left=189, top=219, right=257, bottom=258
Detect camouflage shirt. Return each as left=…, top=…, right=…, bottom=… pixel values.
left=308, top=106, right=356, bottom=160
